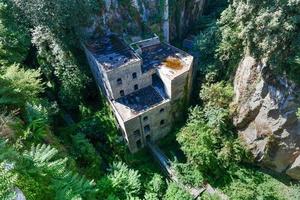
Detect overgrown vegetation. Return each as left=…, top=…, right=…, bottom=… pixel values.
left=1, top=0, right=300, bottom=199
left=173, top=0, right=300, bottom=199
left=217, top=0, right=300, bottom=83
left=0, top=0, right=171, bottom=199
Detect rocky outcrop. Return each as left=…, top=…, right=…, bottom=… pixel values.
left=92, top=0, right=206, bottom=41
left=233, top=56, right=300, bottom=179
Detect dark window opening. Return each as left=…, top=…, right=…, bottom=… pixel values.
left=146, top=135, right=151, bottom=142
left=143, top=116, right=148, bottom=121
left=120, top=90, right=125, bottom=96
left=136, top=140, right=142, bottom=148
left=117, top=78, right=122, bottom=85
left=160, top=120, right=165, bottom=125
left=144, top=125, right=150, bottom=133
left=134, top=84, right=138, bottom=90
left=160, top=108, right=165, bottom=113
left=132, top=72, right=137, bottom=79
left=133, top=130, right=140, bottom=137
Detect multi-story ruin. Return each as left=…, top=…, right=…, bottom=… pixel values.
left=83, top=34, right=193, bottom=153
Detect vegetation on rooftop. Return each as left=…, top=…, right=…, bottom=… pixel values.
left=163, top=56, right=183, bottom=70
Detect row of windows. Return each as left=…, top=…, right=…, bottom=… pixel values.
left=133, top=120, right=166, bottom=136
left=119, top=84, right=139, bottom=96
left=142, top=109, right=164, bottom=121
left=117, top=72, right=137, bottom=85
left=143, top=108, right=165, bottom=121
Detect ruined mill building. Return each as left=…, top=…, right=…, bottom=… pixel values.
left=83, top=34, right=193, bottom=153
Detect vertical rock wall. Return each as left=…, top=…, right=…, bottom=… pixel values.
left=92, top=0, right=206, bottom=41
left=233, top=56, right=300, bottom=180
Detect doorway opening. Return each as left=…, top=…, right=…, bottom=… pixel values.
left=146, top=135, right=151, bottom=142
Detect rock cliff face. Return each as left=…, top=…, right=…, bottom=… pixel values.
left=90, top=0, right=206, bottom=41
left=233, top=56, right=300, bottom=179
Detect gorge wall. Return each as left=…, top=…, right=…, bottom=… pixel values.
left=233, top=56, right=300, bottom=179
left=88, top=0, right=206, bottom=41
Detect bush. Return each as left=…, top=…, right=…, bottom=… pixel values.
left=0, top=64, right=43, bottom=109
left=177, top=81, right=247, bottom=182
left=97, top=162, right=141, bottom=199
left=163, top=182, right=192, bottom=200
left=200, top=81, right=233, bottom=109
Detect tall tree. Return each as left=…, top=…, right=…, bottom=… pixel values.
left=97, top=162, right=141, bottom=199
left=217, top=0, right=300, bottom=82
left=9, top=0, right=99, bottom=109
left=0, top=64, right=43, bottom=109
left=0, top=1, right=30, bottom=65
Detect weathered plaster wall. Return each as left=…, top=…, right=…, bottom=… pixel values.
left=124, top=101, right=171, bottom=152
left=106, top=60, right=153, bottom=99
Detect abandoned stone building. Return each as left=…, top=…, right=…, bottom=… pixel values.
left=83, top=34, right=193, bottom=153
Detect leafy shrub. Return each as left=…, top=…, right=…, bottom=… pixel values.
left=177, top=81, right=246, bottom=182
left=200, top=81, right=233, bottom=109
left=0, top=65, right=43, bottom=109
left=144, top=173, right=166, bottom=199
left=223, top=166, right=288, bottom=200
left=163, top=182, right=192, bottom=200
left=0, top=1, right=30, bottom=65
left=97, top=162, right=141, bottom=199
left=70, top=132, right=103, bottom=179
left=0, top=162, right=17, bottom=200
left=217, top=0, right=300, bottom=82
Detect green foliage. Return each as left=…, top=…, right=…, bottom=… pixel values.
left=201, top=192, right=222, bottom=200
left=144, top=174, right=166, bottom=199
left=288, top=184, right=300, bottom=200
left=0, top=139, right=97, bottom=200
left=297, top=108, right=300, bottom=119
left=0, top=1, right=30, bottom=65
left=216, top=4, right=244, bottom=70
left=8, top=0, right=99, bottom=109
left=31, top=26, right=89, bottom=109
left=21, top=144, right=97, bottom=200
left=217, top=0, right=300, bottom=82
left=200, top=81, right=233, bottom=109
left=163, top=182, right=192, bottom=200
left=193, top=1, right=228, bottom=78
left=78, top=105, right=118, bottom=141
left=177, top=81, right=246, bottom=181
left=173, top=162, right=204, bottom=187
left=97, top=162, right=141, bottom=200
left=0, top=64, right=43, bottom=109
left=11, top=0, right=98, bottom=43
left=22, top=144, right=67, bottom=172
left=0, top=163, right=17, bottom=200
left=195, top=23, right=220, bottom=73
left=223, top=166, right=288, bottom=200
left=70, top=132, right=102, bottom=179
left=25, top=100, right=59, bottom=125
left=109, top=162, right=141, bottom=199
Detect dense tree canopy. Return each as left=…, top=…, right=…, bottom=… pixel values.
left=217, top=0, right=300, bottom=82
left=1, top=0, right=300, bottom=199
left=0, top=1, right=30, bottom=65
left=0, top=64, right=43, bottom=109
left=177, top=82, right=246, bottom=181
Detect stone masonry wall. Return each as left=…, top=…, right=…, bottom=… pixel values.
left=124, top=101, right=171, bottom=152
